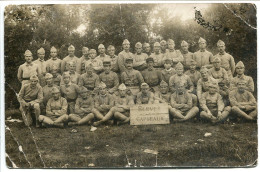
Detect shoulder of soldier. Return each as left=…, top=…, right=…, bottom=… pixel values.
left=206, top=50, right=213, bottom=55
left=229, top=89, right=237, bottom=95
left=63, top=56, right=69, bottom=60
left=132, top=69, right=142, bottom=74
left=60, top=96, right=68, bottom=102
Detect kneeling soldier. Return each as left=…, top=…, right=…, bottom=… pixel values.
left=68, top=87, right=95, bottom=126
left=38, top=87, right=68, bottom=127
left=200, top=82, right=231, bottom=123
left=229, top=81, right=257, bottom=121
left=136, top=83, right=155, bottom=104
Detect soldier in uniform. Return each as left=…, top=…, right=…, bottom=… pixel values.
left=141, top=57, right=162, bottom=92
left=214, top=40, right=235, bottom=79
left=99, top=57, right=119, bottom=95
left=200, top=81, right=231, bottom=123
left=133, top=42, right=148, bottom=71
left=143, top=42, right=151, bottom=56
left=121, top=56, right=144, bottom=96
left=193, top=37, right=214, bottom=70
left=78, top=64, right=100, bottom=92
left=92, top=82, right=115, bottom=121
left=33, top=47, right=47, bottom=87
left=78, top=47, right=89, bottom=74
left=61, top=61, right=80, bottom=85
left=160, top=40, right=168, bottom=54
left=38, top=87, right=69, bottom=127
left=181, top=40, right=194, bottom=70
left=18, top=75, right=43, bottom=127
left=230, top=61, right=254, bottom=93
left=46, top=46, right=62, bottom=74
left=60, top=72, right=81, bottom=114
left=136, top=83, right=154, bottom=104
left=208, top=57, right=229, bottom=85
left=107, top=45, right=119, bottom=73
left=154, top=80, right=171, bottom=104
left=230, top=81, right=257, bottom=121
left=150, top=42, right=164, bottom=69
left=161, top=56, right=175, bottom=84
left=85, top=49, right=103, bottom=74
left=165, top=39, right=183, bottom=67
left=169, top=84, right=199, bottom=121
left=61, top=45, right=80, bottom=74
left=118, top=39, right=134, bottom=73
left=68, top=87, right=95, bottom=126
left=51, top=64, right=62, bottom=86
left=93, top=83, right=134, bottom=126
left=96, top=44, right=110, bottom=61
left=17, top=50, right=41, bottom=86
left=184, top=59, right=201, bottom=92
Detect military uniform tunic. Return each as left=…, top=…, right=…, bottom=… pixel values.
left=121, top=69, right=144, bottom=87
left=110, top=55, right=119, bottom=73
left=165, top=50, right=184, bottom=65
left=78, top=56, right=89, bottom=74
left=136, top=92, right=154, bottom=104
left=42, top=85, right=60, bottom=105
left=214, top=52, right=235, bottom=78
left=85, top=58, right=103, bottom=74
left=46, top=97, right=68, bottom=120
left=200, top=92, right=224, bottom=116
left=46, top=57, right=62, bottom=74
left=230, top=74, right=254, bottom=93
left=154, top=92, right=171, bottom=104
left=208, top=67, right=229, bottom=84
left=78, top=73, right=100, bottom=91
left=61, top=56, right=81, bottom=74
left=60, top=82, right=80, bottom=113
left=149, top=53, right=164, bottom=69
left=94, top=94, right=115, bottom=112
left=142, top=68, right=162, bottom=87
left=170, top=92, right=192, bottom=113
left=60, top=71, right=80, bottom=85
left=18, top=83, right=43, bottom=104
left=181, top=51, right=194, bottom=69
left=74, top=97, right=94, bottom=117
left=17, top=62, right=41, bottom=85
left=161, top=68, right=176, bottom=84
left=118, top=51, right=134, bottom=73
left=133, top=53, right=148, bottom=71
left=169, top=74, right=194, bottom=93
left=229, top=90, right=256, bottom=107
left=184, top=70, right=201, bottom=88
left=197, top=77, right=216, bottom=100
left=193, top=50, right=214, bottom=69
left=99, top=71, right=119, bottom=93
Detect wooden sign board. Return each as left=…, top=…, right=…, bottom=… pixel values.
left=130, top=103, right=170, bottom=125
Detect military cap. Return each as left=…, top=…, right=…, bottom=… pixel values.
left=160, top=40, right=167, bottom=45
left=98, top=44, right=105, bottom=49
left=68, top=45, right=75, bottom=51
left=175, top=62, right=184, bottom=69
left=30, top=75, right=39, bottom=81
left=154, top=42, right=160, bottom=47
left=235, top=61, right=245, bottom=68
left=37, top=47, right=45, bottom=54
left=213, top=57, right=221, bottom=63
left=141, top=83, right=149, bottom=89
left=190, top=59, right=197, bottom=65
left=160, top=80, right=168, bottom=87
left=181, top=40, right=189, bottom=46
left=167, top=39, right=174, bottom=44
left=98, top=81, right=107, bottom=89
left=123, top=39, right=130, bottom=45
left=24, top=50, right=32, bottom=56
left=198, top=37, right=206, bottom=43
left=146, top=57, right=154, bottom=63
left=217, top=40, right=225, bottom=46
left=103, top=57, right=111, bottom=65
left=50, top=46, right=57, bottom=52
left=163, top=56, right=172, bottom=63
left=80, top=87, right=89, bottom=93
left=125, top=56, right=134, bottom=63
left=118, top=83, right=127, bottom=90
left=107, top=45, right=115, bottom=50
left=200, top=66, right=208, bottom=73
left=143, top=43, right=150, bottom=47
left=135, top=42, right=142, bottom=48
left=63, top=72, right=70, bottom=78
left=89, top=49, right=97, bottom=54
left=51, top=87, right=60, bottom=94
left=44, top=73, right=53, bottom=79
left=82, top=47, right=89, bottom=51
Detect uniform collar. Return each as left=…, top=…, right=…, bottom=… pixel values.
left=52, top=57, right=58, bottom=60
left=237, top=74, right=245, bottom=79
left=219, top=51, right=226, bottom=55
left=25, top=62, right=33, bottom=66
left=38, top=58, right=45, bottom=62
left=165, top=68, right=172, bottom=72
left=200, top=49, right=206, bottom=52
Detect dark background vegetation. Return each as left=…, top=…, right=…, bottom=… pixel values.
left=4, top=3, right=257, bottom=109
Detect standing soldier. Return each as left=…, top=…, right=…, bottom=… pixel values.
left=229, top=81, right=257, bottom=121
left=193, top=37, right=214, bottom=70
left=99, top=57, right=119, bottom=95
left=68, top=87, right=95, bottom=126
left=60, top=61, right=80, bottom=85
left=184, top=59, right=201, bottom=92
left=33, top=47, right=47, bottom=86
left=141, top=57, right=162, bottom=92
left=118, top=39, right=134, bottom=73
left=136, top=83, right=155, bottom=104
left=78, top=47, right=89, bottom=74
left=17, top=50, right=41, bottom=86
left=200, top=82, right=231, bottom=123
left=133, top=42, right=148, bottom=71
left=214, top=40, right=235, bottom=79
left=107, top=45, right=119, bottom=73
left=181, top=40, right=194, bottom=70
left=208, top=57, right=229, bottom=85
left=38, top=87, right=69, bottom=127
left=160, top=40, right=168, bottom=54
left=61, top=45, right=80, bottom=74
left=161, top=56, right=175, bottom=84
left=165, top=39, right=183, bottom=67
left=150, top=42, right=164, bottom=69
left=121, top=57, right=144, bottom=96
left=85, top=49, right=103, bottom=74
left=230, top=61, right=254, bottom=93
left=96, top=44, right=110, bottom=61
left=46, top=46, right=62, bottom=74
left=143, top=42, right=151, bottom=56
left=18, top=75, right=43, bottom=127
left=78, top=64, right=100, bottom=92
left=93, top=83, right=134, bottom=126
left=154, top=80, right=171, bottom=104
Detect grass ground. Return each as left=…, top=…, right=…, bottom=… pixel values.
left=5, top=109, right=258, bottom=168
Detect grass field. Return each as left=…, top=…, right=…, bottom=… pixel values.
left=5, top=110, right=258, bottom=168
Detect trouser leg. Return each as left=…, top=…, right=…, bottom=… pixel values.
left=169, top=107, right=185, bottom=119
left=38, top=115, right=54, bottom=125
left=232, top=106, right=253, bottom=120
left=114, top=112, right=130, bottom=124
left=78, top=113, right=95, bottom=125
left=54, top=114, right=69, bottom=123
left=92, top=108, right=104, bottom=120
left=68, top=114, right=82, bottom=122
left=217, top=106, right=231, bottom=122
left=184, top=107, right=199, bottom=120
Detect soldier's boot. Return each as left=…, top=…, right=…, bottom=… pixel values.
left=114, top=112, right=129, bottom=125
left=101, top=108, right=116, bottom=123
left=78, top=113, right=95, bottom=125
left=232, top=106, right=253, bottom=120
left=183, top=107, right=199, bottom=121
left=217, top=106, right=231, bottom=123
left=169, top=108, right=185, bottom=119
left=200, top=111, right=217, bottom=122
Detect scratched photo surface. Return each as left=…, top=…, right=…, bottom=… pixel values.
left=4, top=3, right=257, bottom=168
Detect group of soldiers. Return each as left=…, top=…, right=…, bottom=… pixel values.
left=17, top=37, right=257, bottom=128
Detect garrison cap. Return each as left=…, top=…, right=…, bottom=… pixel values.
left=44, top=73, right=53, bottom=79
left=24, top=50, right=32, bottom=56
left=235, top=61, right=245, bottom=68
left=154, top=42, right=160, bottom=47
left=181, top=40, right=189, bottom=46
left=63, top=71, right=70, bottom=78
left=217, top=40, right=225, bottom=46
left=118, top=83, right=127, bottom=90
left=51, top=87, right=60, bottom=94
left=198, top=37, right=206, bottom=43
left=175, top=62, right=184, bottom=69
left=167, top=39, right=174, bottom=44
left=141, top=83, right=149, bottom=89
left=30, top=75, right=39, bottom=81
left=103, top=57, right=111, bottom=65
left=98, top=44, right=105, bottom=49
left=98, top=81, right=107, bottom=89
left=146, top=57, right=154, bottom=63
left=160, top=80, right=168, bottom=87
left=37, top=47, right=45, bottom=54
left=213, top=57, right=221, bottom=63
left=135, top=42, right=142, bottom=48
left=80, top=87, right=89, bottom=93
left=123, top=39, right=130, bottom=45
left=50, top=46, right=57, bottom=52
left=89, top=49, right=97, bottom=54
left=82, top=47, right=89, bottom=51
left=160, top=40, right=167, bottom=45
left=143, top=43, right=150, bottom=47
left=68, top=45, right=75, bottom=51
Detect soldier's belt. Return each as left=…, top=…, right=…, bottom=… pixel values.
left=22, top=77, right=30, bottom=80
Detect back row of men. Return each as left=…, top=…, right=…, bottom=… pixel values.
left=17, top=37, right=257, bottom=128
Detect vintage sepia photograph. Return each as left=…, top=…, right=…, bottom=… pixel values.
left=3, top=2, right=257, bottom=168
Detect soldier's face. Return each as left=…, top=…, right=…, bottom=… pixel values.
left=99, top=47, right=105, bottom=54
left=123, top=43, right=130, bottom=50
left=161, top=44, right=167, bottom=51
left=147, top=61, right=154, bottom=69
left=236, top=66, right=244, bottom=75
left=201, top=71, right=208, bottom=79
left=30, top=79, right=38, bottom=87
left=218, top=45, right=225, bottom=53
left=68, top=50, right=75, bottom=56
left=135, top=47, right=142, bottom=54
left=25, top=55, right=33, bottom=63
left=125, top=61, right=133, bottom=69
left=38, top=52, right=45, bottom=60
left=69, top=64, right=76, bottom=72
left=100, top=88, right=107, bottom=95
left=82, top=50, right=89, bottom=57
left=119, top=90, right=126, bottom=97
left=144, top=45, right=150, bottom=53
left=63, top=76, right=70, bottom=84
left=86, top=68, right=93, bottom=75
left=190, top=64, right=196, bottom=71
left=199, top=42, right=206, bottom=49
left=164, top=62, right=172, bottom=69
left=209, top=86, right=217, bottom=94
left=50, top=50, right=57, bottom=58
left=154, top=46, right=160, bottom=53
left=238, top=83, right=246, bottom=92
left=168, top=43, right=175, bottom=50
left=213, top=61, right=221, bottom=69
left=103, top=64, right=111, bottom=73
left=141, top=87, right=149, bottom=94
left=160, top=85, right=168, bottom=94
left=51, top=69, right=58, bottom=76
left=181, top=45, right=188, bottom=52
left=53, top=92, right=60, bottom=100
left=176, top=68, right=184, bottom=75
left=108, top=48, right=115, bottom=56
left=46, top=77, right=53, bottom=85
left=89, top=52, right=96, bottom=59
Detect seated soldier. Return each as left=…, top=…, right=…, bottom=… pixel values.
left=60, top=72, right=81, bottom=114
left=99, top=57, right=119, bottom=95
left=200, top=82, right=231, bottom=123
left=121, top=56, right=144, bottom=96
left=229, top=81, right=257, bottom=121
left=184, top=59, right=201, bottom=94
left=136, top=83, right=155, bottom=104
left=18, top=75, right=43, bottom=127
left=230, top=61, right=254, bottom=93
left=85, top=49, right=103, bottom=74
left=93, top=83, right=134, bottom=126
left=92, top=82, right=115, bottom=121
left=169, top=84, right=199, bottom=122
left=154, top=80, right=171, bottom=104
left=78, top=64, right=100, bottom=92
left=51, top=64, right=62, bottom=86
left=68, top=87, right=95, bottom=126
left=38, top=87, right=69, bottom=127
left=141, top=57, right=162, bottom=93
left=161, top=56, right=175, bottom=84
left=208, top=57, right=229, bottom=85
left=60, top=61, right=80, bottom=85
left=133, top=42, right=148, bottom=71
